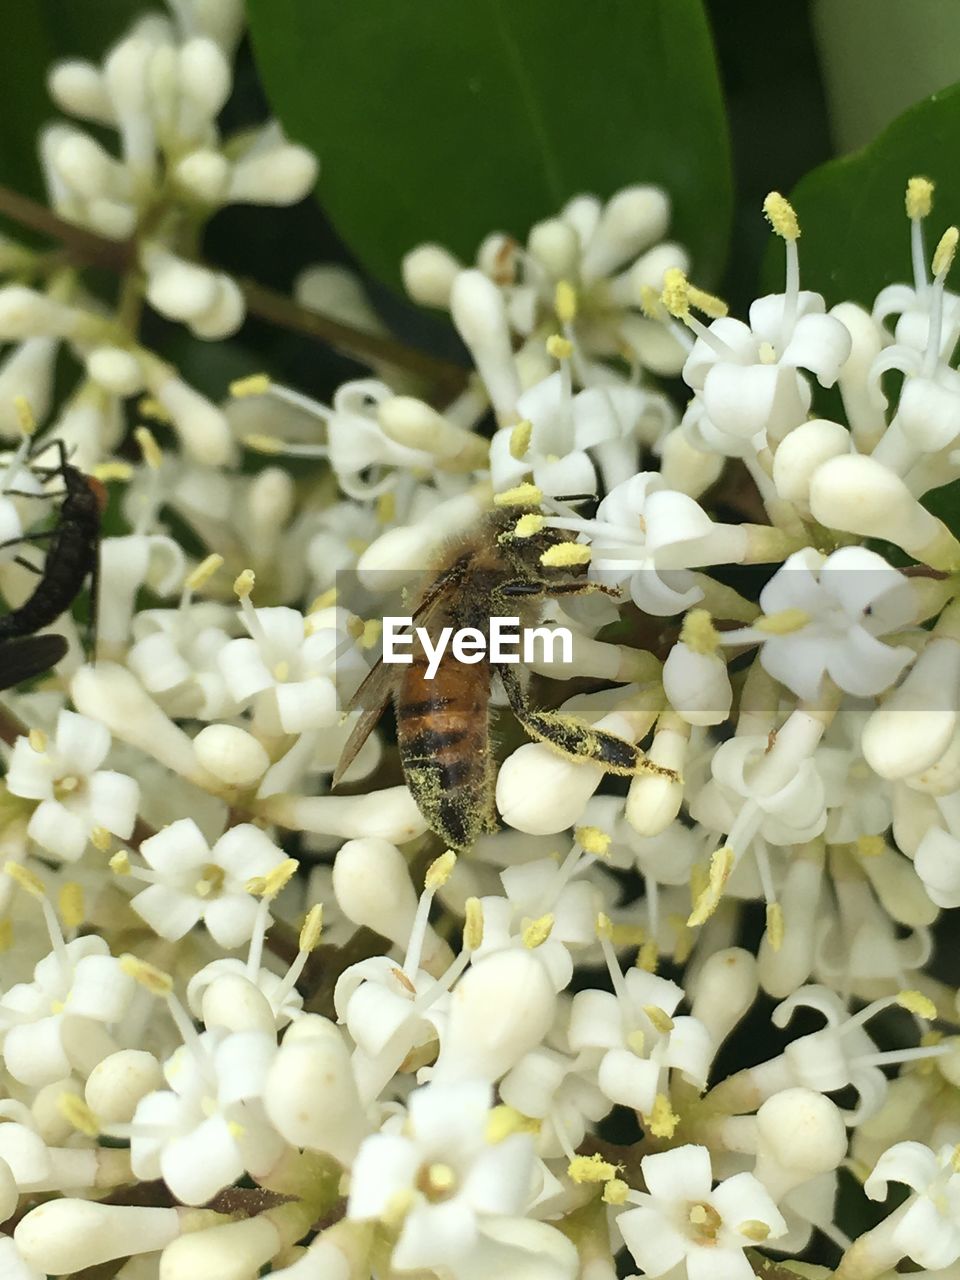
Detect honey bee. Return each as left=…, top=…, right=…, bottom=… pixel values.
left=333, top=496, right=674, bottom=850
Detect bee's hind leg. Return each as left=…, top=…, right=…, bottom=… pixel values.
left=496, top=664, right=677, bottom=779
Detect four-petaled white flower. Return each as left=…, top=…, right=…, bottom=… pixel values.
left=864, top=1141, right=960, bottom=1272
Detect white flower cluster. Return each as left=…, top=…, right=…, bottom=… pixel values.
left=0, top=8, right=957, bottom=1280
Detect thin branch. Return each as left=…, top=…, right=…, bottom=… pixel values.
left=0, top=183, right=468, bottom=395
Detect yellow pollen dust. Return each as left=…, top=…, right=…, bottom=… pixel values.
left=766, top=901, right=784, bottom=951
left=756, top=607, right=810, bottom=635
left=540, top=542, right=591, bottom=568
left=120, top=954, right=174, bottom=996
left=422, top=1162, right=457, bottom=1197
left=230, top=373, right=272, bottom=398
left=186, top=553, right=224, bottom=592
left=896, top=989, right=937, bottom=1020
left=661, top=267, right=691, bottom=318
left=509, top=418, right=533, bottom=460
left=688, top=845, right=735, bottom=927
left=933, top=226, right=959, bottom=278
left=14, top=395, right=35, bottom=436
left=299, top=903, right=323, bottom=952
left=234, top=569, right=256, bottom=599
left=90, top=826, right=112, bottom=853
left=426, top=850, right=457, bottom=891
left=59, top=882, right=84, bottom=929
left=546, top=333, right=573, bottom=360
left=626, top=1028, right=646, bottom=1055
left=59, top=1093, right=100, bottom=1138
left=856, top=834, right=886, bottom=858
left=522, top=913, right=555, bottom=948
left=680, top=608, right=719, bottom=656
left=28, top=728, right=47, bottom=753
left=486, top=1104, right=539, bottom=1143
left=494, top=482, right=543, bottom=508
left=4, top=861, right=46, bottom=898
left=906, top=176, right=934, bottom=221
left=464, top=896, right=484, bottom=950
left=687, top=283, right=729, bottom=319
left=93, top=461, right=134, bottom=483
left=643, top=1005, right=674, bottom=1034
left=262, top=859, right=300, bottom=899
left=646, top=1093, right=679, bottom=1138
left=596, top=912, right=614, bottom=940
left=763, top=191, right=800, bottom=241
left=109, top=850, right=131, bottom=876
left=243, top=433, right=284, bottom=454
left=513, top=513, right=544, bottom=539
left=555, top=280, right=578, bottom=324
left=738, top=1220, right=771, bottom=1242
left=604, top=1177, right=629, bottom=1205
left=272, top=660, right=291, bottom=682
left=135, top=426, right=163, bottom=471
left=568, top=1153, right=619, bottom=1184
left=637, top=939, right=659, bottom=972
left=576, top=825, right=611, bottom=858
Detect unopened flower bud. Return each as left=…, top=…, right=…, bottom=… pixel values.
left=527, top=218, right=580, bottom=278
left=772, top=419, right=850, bottom=503
left=658, top=427, right=724, bottom=498
left=690, top=948, right=759, bottom=1049
left=753, top=1088, right=848, bottom=1198
left=581, top=185, right=670, bottom=282
left=48, top=59, right=114, bottom=124
left=85, top=1050, right=164, bottom=1123
left=450, top=270, right=521, bottom=423
left=194, top=724, right=270, bottom=788
left=86, top=346, right=143, bottom=396
left=16, top=1201, right=183, bottom=1275
left=758, top=841, right=825, bottom=997
left=332, top=838, right=440, bottom=963
left=177, top=37, right=232, bottom=120
left=146, top=368, right=233, bottom=465
left=159, top=1214, right=283, bottom=1280
left=198, top=974, right=277, bottom=1034
left=266, top=1017, right=366, bottom=1162
left=0, top=286, right=93, bottom=340
left=228, top=144, right=319, bottom=206
left=862, top=632, right=960, bottom=778
left=402, top=244, right=463, bottom=308
left=173, top=148, right=231, bottom=202
left=663, top=640, right=731, bottom=727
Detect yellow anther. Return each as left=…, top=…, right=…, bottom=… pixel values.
left=494, top=482, right=543, bottom=508
left=763, top=191, right=800, bottom=241
left=186, top=553, right=224, bottom=593
left=424, top=1162, right=456, bottom=1195
left=359, top=618, right=382, bottom=650
left=643, top=1005, right=674, bottom=1034
left=639, top=284, right=664, bottom=320
left=234, top=568, right=255, bottom=599
left=509, top=419, right=533, bottom=460
left=737, top=1221, right=771, bottom=1243
left=309, top=587, right=338, bottom=613
left=13, top=396, right=35, bottom=436
left=0, top=920, right=12, bottom=952
left=765, top=902, right=784, bottom=952
left=464, top=897, right=484, bottom=950
left=486, top=1104, right=540, bottom=1143
left=90, top=826, right=112, bottom=853
left=645, top=1093, right=680, bottom=1139
left=603, top=1177, right=629, bottom=1205
left=4, top=861, right=46, bottom=898
left=626, top=1028, right=646, bottom=1055
left=109, top=850, right=131, bottom=877
left=555, top=280, right=578, bottom=324
left=596, top=912, right=614, bottom=940
left=933, top=226, right=958, bottom=277
left=299, top=903, right=323, bottom=952
left=227, top=1119, right=246, bottom=1140
left=906, top=177, right=934, bottom=220
left=661, top=267, right=691, bottom=318
left=58, top=882, right=84, bottom=930
left=522, top=913, right=555, bottom=948
left=855, top=835, right=885, bottom=859
left=680, top=608, right=720, bottom=655
left=194, top=864, right=225, bottom=899
left=540, top=542, right=591, bottom=568
left=229, top=373, right=272, bottom=398
left=687, top=283, right=729, bottom=319
left=263, top=859, right=299, bottom=899
left=513, top=513, right=544, bottom=538
left=28, top=728, right=47, bottom=753
left=243, top=433, right=285, bottom=454
left=58, top=1093, right=100, bottom=1138
left=756, top=608, right=810, bottom=635
left=272, top=660, right=291, bottom=683
left=245, top=875, right=267, bottom=896
left=568, top=1154, right=619, bottom=1184
left=426, top=850, right=457, bottom=892
left=93, top=461, right=134, bottom=483
left=897, top=989, right=937, bottom=1020
left=546, top=333, right=573, bottom=360
left=120, top=954, right=174, bottom=996
left=375, top=488, right=397, bottom=525
left=576, top=826, right=611, bottom=858
left=135, top=426, right=163, bottom=470
left=138, top=397, right=171, bottom=423
left=637, top=939, right=659, bottom=972
left=687, top=845, right=735, bottom=927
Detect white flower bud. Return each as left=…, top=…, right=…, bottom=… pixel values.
left=53, top=131, right=124, bottom=201
left=257, top=788, right=428, bottom=844
left=758, top=841, right=824, bottom=997
left=86, top=345, right=144, bottom=396
left=159, top=1215, right=280, bottom=1280
left=188, top=273, right=246, bottom=339
left=16, top=1201, right=182, bottom=1275
left=357, top=485, right=491, bottom=587
left=71, top=662, right=217, bottom=789
left=810, top=455, right=960, bottom=569
left=85, top=1050, right=164, bottom=1123
left=332, top=837, right=419, bottom=947
left=266, top=1018, right=366, bottom=1163
left=432, top=950, right=557, bottom=1083
left=48, top=59, right=114, bottom=124
left=199, top=975, right=278, bottom=1034
left=296, top=264, right=385, bottom=335
left=580, top=185, right=670, bottom=282
left=753, top=1088, right=848, bottom=1199
left=193, top=724, right=270, bottom=788
left=145, top=253, right=221, bottom=322
left=625, top=241, right=691, bottom=299
left=497, top=741, right=604, bottom=835
left=31, top=1079, right=83, bottom=1145
left=148, top=369, right=234, bottom=465
left=625, top=715, right=688, bottom=836
left=177, top=37, right=232, bottom=120
left=862, top=635, right=960, bottom=778
left=450, top=270, right=521, bottom=423
left=0, top=337, right=57, bottom=434
left=831, top=301, right=887, bottom=450
left=0, top=286, right=92, bottom=340
left=248, top=465, right=296, bottom=533
left=526, top=217, right=580, bottom=278
left=662, top=641, right=731, bottom=727
left=86, top=196, right=137, bottom=240
left=772, top=418, right=850, bottom=502
left=173, top=148, right=231, bottom=202
left=657, top=426, right=724, bottom=498
left=402, top=243, right=463, bottom=308
left=689, top=948, right=759, bottom=1049
left=228, top=144, right=319, bottom=206
left=103, top=37, right=157, bottom=179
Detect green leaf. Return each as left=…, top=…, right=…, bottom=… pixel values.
left=762, top=82, right=960, bottom=307
left=247, top=0, right=731, bottom=291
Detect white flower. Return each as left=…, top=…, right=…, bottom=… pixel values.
left=347, top=1079, right=536, bottom=1274
left=130, top=1028, right=284, bottom=1206
left=863, top=1141, right=960, bottom=1271
left=127, top=600, right=238, bottom=719
left=129, top=817, right=288, bottom=947
left=914, top=825, right=960, bottom=909
left=618, top=1144, right=787, bottom=1280
left=6, top=712, right=139, bottom=861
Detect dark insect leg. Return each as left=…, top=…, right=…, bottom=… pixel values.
left=13, top=556, right=42, bottom=576
left=497, top=664, right=677, bottom=779
left=0, top=633, right=68, bottom=691
left=499, top=578, right=619, bottom=599
left=0, top=530, right=55, bottom=553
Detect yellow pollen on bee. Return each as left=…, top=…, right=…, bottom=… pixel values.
left=426, top=850, right=457, bottom=891
left=28, top=728, right=47, bottom=753
left=243, top=433, right=284, bottom=454
left=4, top=861, right=46, bottom=899
left=555, top=280, right=578, bottom=323
left=464, top=897, right=484, bottom=950
left=680, top=608, right=719, bottom=656
left=234, top=569, right=256, bottom=599
left=906, top=176, right=934, bottom=220
left=933, top=226, right=959, bottom=278
left=756, top=607, right=810, bottom=635
left=494, top=482, right=543, bottom=508
left=576, top=825, right=611, bottom=857
left=509, top=418, right=533, bottom=460
left=896, top=989, right=937, bottom=1020
left=546, top=333, right=573, bottom=360
left=522, top=913, right=555, bottom=948
left=763, top=191, right=801, bottom=241
left=186, top=554, right=224, bottom=592
left=13, top=395, right=35, bottom=436
left=120, top=954, right=174, bottom=996
left=513, top=513, right=544, bottom=539
left=540, top=542, right=591, bottom=568
left=568, top=1154, right=619, bottom=1184
left=765, top=902, right=785, bottom=951
left=230, top=373, right=272, bottom=398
